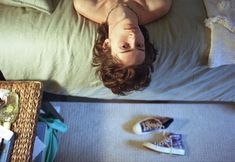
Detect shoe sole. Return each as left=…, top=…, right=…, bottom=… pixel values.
left=143, top=142, right=185, bottom=155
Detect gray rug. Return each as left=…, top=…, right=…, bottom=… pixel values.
left=54, top=102, right=235, bottom=162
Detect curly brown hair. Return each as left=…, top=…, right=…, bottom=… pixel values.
left=93, top=23, right=157, bottom=95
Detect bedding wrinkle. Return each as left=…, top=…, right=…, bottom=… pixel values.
left=188, top=66, right=235, bottom=100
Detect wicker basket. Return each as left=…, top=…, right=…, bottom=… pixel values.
left=0, top=81, right=43, bottom=162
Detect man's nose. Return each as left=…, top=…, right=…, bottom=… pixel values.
left=129, top=32, right=135, bottom=37
left=128, top=32, right=136, bottom=43
left=129, top=38, right=137, bottom=49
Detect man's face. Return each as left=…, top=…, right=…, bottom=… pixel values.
left=104, top=23, right=145, bottom=66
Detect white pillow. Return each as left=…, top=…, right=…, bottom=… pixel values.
left=0, top=0, right=58, bottom=14
left=203, top=0, right=235, bottom=67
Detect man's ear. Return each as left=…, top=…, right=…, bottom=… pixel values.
left=102, top=39, right=110, bottom=50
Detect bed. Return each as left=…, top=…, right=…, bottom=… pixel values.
left=0, top=0, right=234, bottom=102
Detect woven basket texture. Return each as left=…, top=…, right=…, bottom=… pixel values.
left=0, top=81, right=43, bottom=162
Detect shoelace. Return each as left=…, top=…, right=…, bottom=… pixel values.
left=142, top=119, right=165, bottom=132
left=157, top=133, right=173, bottom=154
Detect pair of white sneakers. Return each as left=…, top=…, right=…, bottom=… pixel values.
left=132, top=116, right=185, bottom=155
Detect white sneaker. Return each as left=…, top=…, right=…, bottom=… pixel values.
left=132, top=116, right=173, bottom=135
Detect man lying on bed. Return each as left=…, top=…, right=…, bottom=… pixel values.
left=73, top=0, right=172, bottom=95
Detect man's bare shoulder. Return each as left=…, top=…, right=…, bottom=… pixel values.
left=73, top=0, right=96, bottom=13
left=144, top=0, right=172, bottom=10
left=133, top=0, right=172, bottom=24
left=73, top=0, right=111, bottom=23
